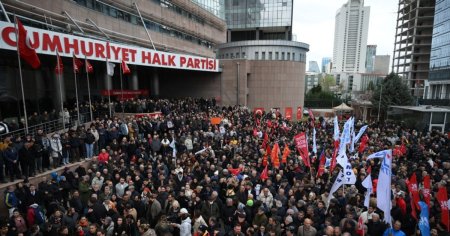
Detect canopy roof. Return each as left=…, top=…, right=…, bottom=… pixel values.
left=333, top=103, right=353, bottom=111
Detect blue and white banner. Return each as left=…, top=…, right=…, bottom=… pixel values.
left=362, top=174, right=372, bottom=208
left=366, top=149, right=391, bottom=161
left=313, top=128, right=317, bottom=154
left=419, top=201, right=430, bottom=236
left=343, top=158, right=356, bottom=184
left=333, top=116, right=340, bottom=141
left=327, top=170, right=345, bottom=205
left=376, top=150, right=393, bottom=226
left=339, top=117, right=353, bottom=152
left=350, top=131, right=356, bottom=153
left=354, top=125, right=368, bottom=143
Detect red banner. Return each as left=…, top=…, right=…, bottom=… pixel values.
left=271, top=143, right=280, bottom=168
left=281, top=144, right=291, bottom=164
left=437, top=187, right=450, bottom=231
left=409, top=173, right=420, bottom=210
left=134, top=112, right=163, bottom=119
left=294, top=132, right=310, bottom=167
left=285, top=107, right=292, bottom=120
left=297, top=106, right=303, bottom=120
left=316, top=151, right=326, bottom=178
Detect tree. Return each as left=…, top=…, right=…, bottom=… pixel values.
left=319, top=74, right=336, bottom=92
left=371, top=73, right=413, bottom=119
left=367, top=81, right=375, bottom=91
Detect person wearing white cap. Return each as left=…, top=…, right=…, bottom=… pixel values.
left=171, top=208, right=191, bottom=236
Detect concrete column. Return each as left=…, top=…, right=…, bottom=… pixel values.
left=152, top=69, right=160, bottom=97
left=227, top=30, right=231, bottom=42
left=256, top=29, right=260, bottom=40
left=54, top=72, right=66, bottom=112
left=131, top=65, right=139, bottom=90
left=285, top=27, right=289, bottom=40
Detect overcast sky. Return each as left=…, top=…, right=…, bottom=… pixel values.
left=292, top=0, right=398, bottom=69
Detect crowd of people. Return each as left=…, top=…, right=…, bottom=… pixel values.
left=0, top=97, right=449, bottom=236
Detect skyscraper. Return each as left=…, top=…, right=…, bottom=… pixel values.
left=321, top=57, right=332, bottom=73
left=426, top=0, right=450, bottom=99
left=333, top=0, right=370, bottom=73
left=392, top=0, right=435, bottom=97
left=308, top=61, right=320, bottom=73
left=365, top=45, right=377, bottom=73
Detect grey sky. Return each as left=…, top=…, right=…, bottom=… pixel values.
left=293, top=0, right=398, bottom=69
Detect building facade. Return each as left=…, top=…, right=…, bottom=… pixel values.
left=0, top=0, right=227, bottom=120
left=305, top=72, right=320, bottom=93
left=392, top=0, right=435, bottom=97
left=217, top=0, right=309, bottom=114
left=308, top=61, right=320, bottom=73
left=373, top=55, right=391, bottom=75
left=321, top=57, right=331, bottom=73
left=425, top=0, right=450, bottom=99
left=365, top=45, right=377, bottom=73
left=332, top=0, right=370, bottom=73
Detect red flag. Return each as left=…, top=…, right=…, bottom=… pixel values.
left=366, top=165, right=372, bottom=175
left=271, top=143, right=280, bottom=168
left=294, top=132, right=310, bottom=167
left=121, top=60, right=131, bottom=75
left=330, top=140, right=339, bottom=173
left=228, top=167, right=242, bottom=176
left=308, top=109, right=315, bottom=126
left=358, top=135, right=368, bottom=154
left=281, top=144, right=291, bottom=164
left=423, top=175, right=431, bottom=207
left=316, top=150, right=326, bottom=178
left=260, top=165, right=268, bottom=181
left=73, top=54, right=83, bottom=73
left=16, top=17, right=40, bottom=69
left=85, top=59, right=94, bottom=73
left=55, top=52, right=64, bottom=74
left=409, top=173, right=420, bottom=210
left=407, top=179, right=417, bottom=220
left=261, top=133, right=269, bottom=149
left=263, top=145, right=271, bottom=167
left=437, top=187, right=449, bottom=231
left=285, top=107, right=293, bottom=120
left=296, top=106, right=303, bottom=120
left=253, top=127, right=258, bottom=137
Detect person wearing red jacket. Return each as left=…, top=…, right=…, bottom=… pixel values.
left=98, top=149, right=109, bottom=165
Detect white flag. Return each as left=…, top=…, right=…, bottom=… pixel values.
left=313, top=128, right=317, bottom=154
left=339, top=118, right=352, bottom=152
left=327, top=170, right=345, bottom=205
left=333, top=116, right=340, bottom=141
left=366, top=149, right=391, bottom=161
left=350, top=131, right=356, bottom=153
left=107, top=62, right=115, bottom=76
left=362, top=174, right=372, bottom=208
left=336, top=151, right=347, bottom=168
left=343, top=158, right=356, bottom=184
left=372, top=149, right=393, bottom=226
left=169, top=139, right=177, bottom=157
left=354, top=125, right=368, bottom=143
left=194, top=148, right=208, bottom=155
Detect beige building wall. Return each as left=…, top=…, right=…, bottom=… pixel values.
left=221, top=60, right=305, bottom=112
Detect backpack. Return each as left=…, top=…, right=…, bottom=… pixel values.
left=34, top=206, right=45, bottom=224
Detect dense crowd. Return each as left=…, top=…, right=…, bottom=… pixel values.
left=0, top=98, right=449, bottom=236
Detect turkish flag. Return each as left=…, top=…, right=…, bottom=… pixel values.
left=285, top=107, right=292, bottom=120
left=297, top=106, right=303, bottom=120
left=423, top=175, right=431, bottom=207
left=437, top=187, right=449, bottom=231
left=358, top=135, right=368, bottom=154
left=330, top=140, right=339, bottom=173
left=121, top=60, right=131, bottom=74
left=85, top=59, right=94, bottom=73
left=281, top=144, right=291, bottom=164
left=55, top=52, right=64, bottom=74
left=228, top=167, right=242, bottom=176
left=16, top=17, right=40, bottom=69
left=73, top=54, right=83, bottom=73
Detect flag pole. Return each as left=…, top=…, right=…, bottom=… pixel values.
left=57, top=52, right=65, bottom=131
left=85, top=55, right=93, bottom=122
left=106, top=58, right=112, bottom=118
left=13, top=16, right=29, bottom=134
left=119, top=60, right=124, bottom=114
left=73, top=55, right=80, bottom=125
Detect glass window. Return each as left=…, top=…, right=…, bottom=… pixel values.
left=262, top=52, right=266, bottom=60
left=282, top=52, right=285, bottom=60
left=242, top=52, right=246, bottom=58
left=236, top=52, right=240, bottom=58
left=255, top=52, right=259, bottom=60
left=275, top=52, right=279, bottom=60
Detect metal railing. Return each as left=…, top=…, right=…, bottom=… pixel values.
left=0, top=112, right=93, bottom=139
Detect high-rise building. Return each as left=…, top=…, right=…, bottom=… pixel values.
left=426, top=0, right=450, bottom=99
left=373, top=55, right=391, bottom=75
left=218, top=0, right=309, bottom=115
left=365, top=45, right=377, bottom=73
left=308, top=61, right=320, bottom=73
left=392, top=0, right=435, bottom=97
left=333, top=0, right=370, bottom=73
left=321, top=57, right=332, bottom=73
